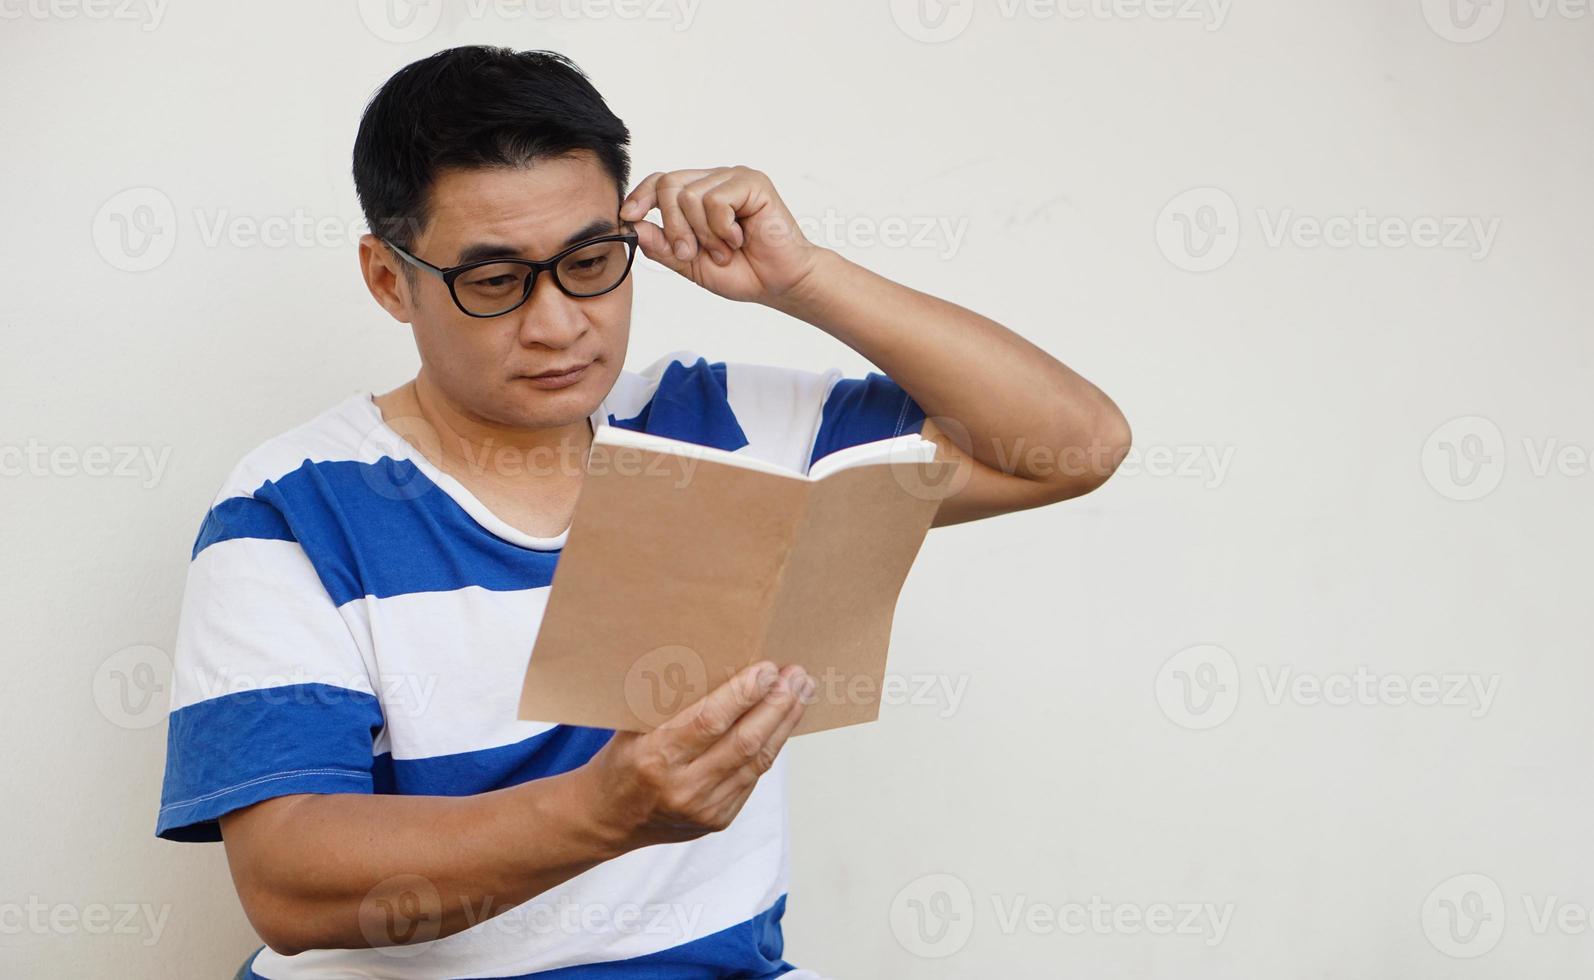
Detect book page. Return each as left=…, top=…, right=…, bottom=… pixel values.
left=521, top=439, right=809, bottom=730
left=806, top=432, right=937, bottom=482
left=593, top=424, right=801, bottom=480
left=759, top=454, right=952, bottom=733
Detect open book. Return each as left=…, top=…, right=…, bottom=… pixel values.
left=518, top=424, right=954, bottom=735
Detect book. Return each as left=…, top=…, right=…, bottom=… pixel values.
left=518, top=423, right=953, bottom=735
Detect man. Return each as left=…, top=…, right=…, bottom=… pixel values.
left=157, top=45, right=1130, bottom=979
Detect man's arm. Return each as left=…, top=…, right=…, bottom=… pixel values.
left=219, top=662, right=809, bottom=956
left=770, top=249, right=1132, bottom=525
left=619, top=165, right=1131, bottom=526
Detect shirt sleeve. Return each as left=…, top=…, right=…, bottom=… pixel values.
left=155, top=494, right=383, bottom=843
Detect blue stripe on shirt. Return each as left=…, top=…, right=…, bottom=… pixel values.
left=607, top=357, right=748, bottom=452
left=161, top=688, right=617, bottom=842
left=191, top=459, right=562, bottom=605
left=372, top=726, right=615, bottom=797
left=809, top=373, right=926, bottom=468
left=157, top=683, right=384, bottom=842
left=192, top=494, right=294, bottom=558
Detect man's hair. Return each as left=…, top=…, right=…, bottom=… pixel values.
left=353, top=46, right=632, bottom=255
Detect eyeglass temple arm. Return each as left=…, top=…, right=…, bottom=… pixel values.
left=384, top=240, right=446, bottom=277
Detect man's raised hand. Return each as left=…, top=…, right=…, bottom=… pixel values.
left=620, top=166, right=825, bottom=307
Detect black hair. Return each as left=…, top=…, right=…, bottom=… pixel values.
left=353, top=46, right=632, bottom=255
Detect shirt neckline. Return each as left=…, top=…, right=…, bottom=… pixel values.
left=349, top=389, right=608, bottom=553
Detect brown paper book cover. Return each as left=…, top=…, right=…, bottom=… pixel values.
left=518, top=424, right=952, bottom=735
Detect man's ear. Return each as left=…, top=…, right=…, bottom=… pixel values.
left=358, top=233, right=412, bottom=324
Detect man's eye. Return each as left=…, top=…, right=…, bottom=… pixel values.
left=464, top=274, right=519, bottom=290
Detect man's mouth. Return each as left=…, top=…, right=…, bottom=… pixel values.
left=517, top=360, right=592, bottom=390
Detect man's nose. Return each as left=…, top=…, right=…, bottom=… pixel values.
left=514, top=274, right=587, bottom=349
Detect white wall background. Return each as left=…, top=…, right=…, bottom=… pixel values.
left=3, top=1, right=1591, bottom=976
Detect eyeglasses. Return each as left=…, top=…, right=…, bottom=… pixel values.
left=384, top=222, right=640, bottom=318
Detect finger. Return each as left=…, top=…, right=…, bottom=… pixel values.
left=702, top=177, right=750, bottom=250
left=687, top=665, right=809, bottom=782
left=654, top=660, right=779, bottom=759
left=633, top=219, right=689, bottom=276
left=620, top=171, right=663, bottom=222
left=734, top=676, right=808, bottom=779
left=678, top=173, right=737, bottom=265
left=693, top=760, right=763, bottom=827
left=693, top=689, right=808, bottom=821
left=650, top=170, right=714, bottom=263
left=655, top=177, right=694, bottom=262
left=623, top=168, right=714, bottom=223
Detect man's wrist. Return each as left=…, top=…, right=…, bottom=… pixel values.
left=766, top=245, right=846, bottom=323
left=508, top=767, right=634, bottom=875
left=552, top=765, right=637, bottom=861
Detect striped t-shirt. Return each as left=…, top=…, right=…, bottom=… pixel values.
left=156, top=350, right=926, bottom=979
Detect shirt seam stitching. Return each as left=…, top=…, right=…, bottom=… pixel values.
left=160, top=768, right=369, bottom=813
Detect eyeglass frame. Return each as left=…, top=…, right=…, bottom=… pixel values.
left=382, top=221, right=640, bottom=318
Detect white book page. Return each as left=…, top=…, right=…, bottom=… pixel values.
left=591, top=425, right=803, bottom=479
left=807, top=433, right=937, bottom=481
left=592, top=425, right=937, bottom=483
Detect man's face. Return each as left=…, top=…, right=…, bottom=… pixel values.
left=389, top=150, right=632, bottom=431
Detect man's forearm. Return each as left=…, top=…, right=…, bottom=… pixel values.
left=771, top=247, right=1130, bottom=482
left=219, top=663, right=810, bottom=959
left=221, top=768, right=621, bottom=956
